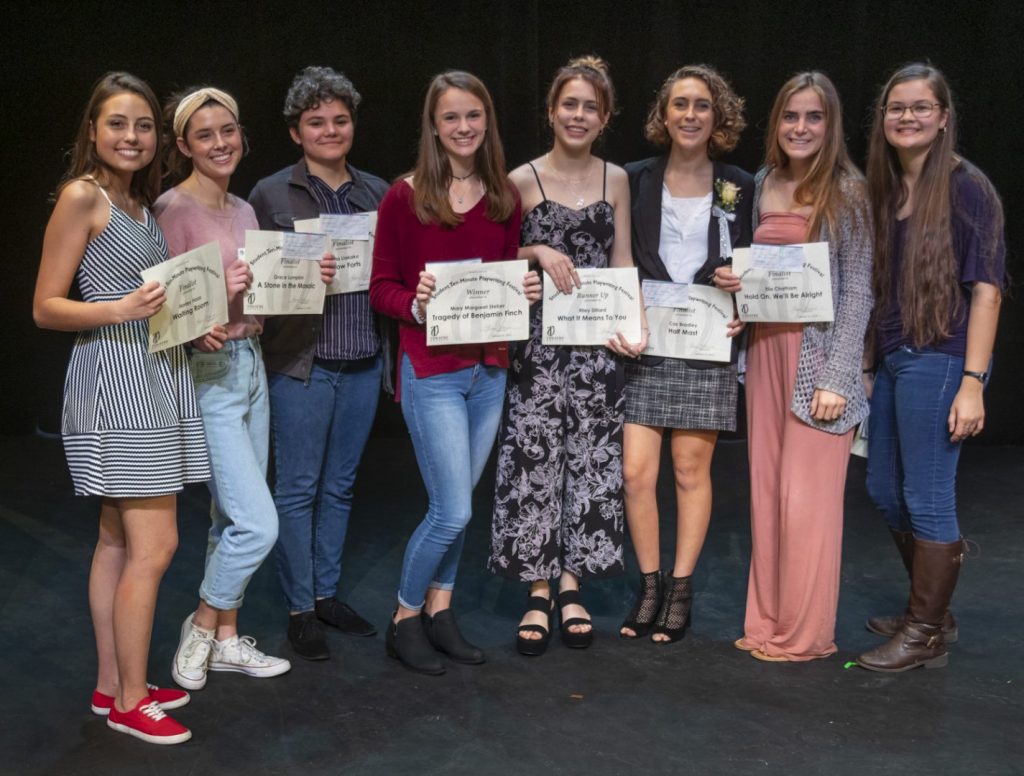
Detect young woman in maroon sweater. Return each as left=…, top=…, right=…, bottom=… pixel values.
left=370, top=71, right=540, bottom=675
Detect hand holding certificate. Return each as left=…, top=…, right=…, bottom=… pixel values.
left=643, top=280, right=733, bottom=363
left=731, top=242, right=833, bottom=323
left=425, top=259, right=530, bottom=345
left=243, top=230, right=329, bottom=316
left=541, top=267, right=642, bottom=346
left=140, top=241, right=229, bottom=354
left=294, top=211, right=377, bottom=295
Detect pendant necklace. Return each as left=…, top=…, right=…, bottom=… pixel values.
left=547, top=153, right=592, bottom=209
left=451, top=175, right=481, bottom=206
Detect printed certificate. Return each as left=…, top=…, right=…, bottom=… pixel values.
left=425, top=259, right=530, bottom=345
left=294, top=211, right=377, bottom=295
left=732, top=242, right=833, bottom=323
left=541, top=267, right=642, bottom=346
left=242, top=230, right=328, bottom=316
left=644, top=284, right=733, bottom=362
left=140, top=241, right=229, bottom=354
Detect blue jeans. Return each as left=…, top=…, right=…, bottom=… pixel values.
left=190, top=338, right=277, bottom=610
left=866, top=346, right=977, bottom=542
left=398, top=356, right=506, bottom=610
left=269, top=354, right=382, bottom=612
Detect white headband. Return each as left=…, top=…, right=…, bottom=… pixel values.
left=172, top=87, right=239, bottom=137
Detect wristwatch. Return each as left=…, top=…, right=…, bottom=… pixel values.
left=962, top=370, right=987, bottom=384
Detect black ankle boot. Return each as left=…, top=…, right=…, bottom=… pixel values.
left=652, top=574, right=692, bottom=644
left=386, top=613, right=445, bottom=675
left=620, top=570, right=663, bottom=639
left=423, top=609, right=485, bottom=664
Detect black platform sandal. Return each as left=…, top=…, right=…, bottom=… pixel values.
left=516, top=594, right=555, bottom=657
left=557, top=588, right=593, bottom=649
left=620, top=570, right=663, bottom=639
left=651, top=575, right=692, bottom=644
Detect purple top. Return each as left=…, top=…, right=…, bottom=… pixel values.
left=876, top=165, right=1006, bottom=358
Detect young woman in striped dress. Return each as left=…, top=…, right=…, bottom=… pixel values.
left=33, top=72, right=209, bottom=745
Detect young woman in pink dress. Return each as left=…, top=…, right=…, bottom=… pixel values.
left=715, top=72, right=872, bottom=662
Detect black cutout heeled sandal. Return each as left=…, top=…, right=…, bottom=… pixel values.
left=620, top=570, right=663, bottom=639
left=651, top=575, right=692, bottom=644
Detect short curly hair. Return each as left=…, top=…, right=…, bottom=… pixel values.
left=283, top=66, right=361, bottom=128
left=644, top=64, right=745, bottom=157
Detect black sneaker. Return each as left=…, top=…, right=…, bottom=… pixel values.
left=315, top=598, right=377, bottom=637
left=288, top=611, right=329, bottom=660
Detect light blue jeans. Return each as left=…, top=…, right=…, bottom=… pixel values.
left=866, top=346, right=982, bottom=542
left=269, top=354, right=382, bottom=613
left=397, top=355, right=506, bottom=610
left=190, top=338, right=278, bottom=610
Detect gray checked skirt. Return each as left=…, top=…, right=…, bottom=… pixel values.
left=624, top=357, right=738, bottom=431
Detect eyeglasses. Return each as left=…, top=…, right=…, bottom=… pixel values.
left=882, top=102, right=942, bottom=120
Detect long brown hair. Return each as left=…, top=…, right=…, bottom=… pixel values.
left=59, top=72, right=162, bottom=206
left=866, top=63, right=1005, bottom=347
left=410, top=71, right=515, bottom=228
left=765, top=71, right=861, bottom=240
left=644, top=64, right=746, bottom=157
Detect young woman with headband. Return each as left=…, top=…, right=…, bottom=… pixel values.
left=33, top=72, right=208, bottom=744
left=370, top=70, right=541, bottom=675
left=154, top=86, right=294, bottom=692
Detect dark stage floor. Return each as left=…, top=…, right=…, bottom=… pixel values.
left=1, top=432, right=1021, bottom=775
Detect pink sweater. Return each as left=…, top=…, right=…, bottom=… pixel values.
left=154, top=187, right=262, bottom=340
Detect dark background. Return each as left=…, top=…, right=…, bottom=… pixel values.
left=4, top=0, right=1021, bottom=441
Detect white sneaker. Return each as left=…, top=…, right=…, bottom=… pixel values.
left=209, top=635, right=292, bottom=678
left=172, top=613, right=214, bottom=690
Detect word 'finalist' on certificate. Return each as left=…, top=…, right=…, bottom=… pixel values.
left=542, top=266, right=642, bottom=346
left=243, top=230, right=329, bottom=316
left=731, top=242, right=833, bottom=323
left=643, top=281, right=734, bottom=363
left=425, top=259, right=530, bottom=346
left=294, top=211, right=377, bottom=295
left=140, top=241, right=229, bottom=354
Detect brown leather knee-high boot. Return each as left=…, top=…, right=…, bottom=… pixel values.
left=857, top=537, right=964, bottom=672
left=865, top=528, right=958, bottom=643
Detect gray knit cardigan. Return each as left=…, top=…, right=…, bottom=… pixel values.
left=752, top=167, right=874, bottom=435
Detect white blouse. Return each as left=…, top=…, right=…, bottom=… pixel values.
left=658, top=186, right=711, bottom=284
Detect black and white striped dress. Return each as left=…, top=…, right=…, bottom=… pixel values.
left=61, top=189, right=210, bottom=497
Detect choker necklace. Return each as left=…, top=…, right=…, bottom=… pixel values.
left=451, top=177, right=483, bottom=206
left=451, top=170, right=475, bottom=181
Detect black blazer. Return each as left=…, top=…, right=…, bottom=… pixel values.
left=625, top=155, right=754, bottom=367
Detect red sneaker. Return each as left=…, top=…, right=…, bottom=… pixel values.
left=91, top=684, right=190, bottom=715
left=106, top=697, right=191, bottom=745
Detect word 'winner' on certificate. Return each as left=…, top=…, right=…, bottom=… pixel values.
left=731, top=242, right=833, bottom=323
left=243, top=230, right=329, bottom=316
left=140, top=241, right=229, bottom=354
left=542, top=267, right=642, bottom=346
left=425, top=259, right=530, bottom=346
